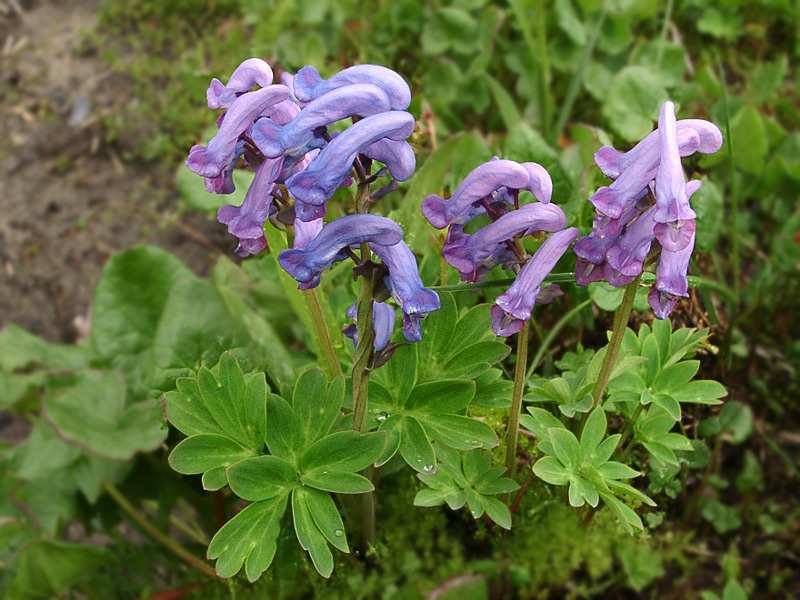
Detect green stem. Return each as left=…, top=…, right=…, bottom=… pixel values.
left=591, top=278, right=639, bottom=407
left=104, top=483, right=219, bottom=580
left=304, top=288, right=343, bottom=379
left=505, top=321, right=530, bottom=478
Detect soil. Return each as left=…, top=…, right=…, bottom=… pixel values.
left=0, top=0, right=228, bottom=343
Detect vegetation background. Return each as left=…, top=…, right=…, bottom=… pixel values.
left=0, top=0, right=797, bottom=598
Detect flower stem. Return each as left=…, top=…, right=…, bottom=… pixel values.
left=304, top=288, right=343, bottom=379
left=104, top=482, right=219, bottom=580
left=591, top=278, right=639, bottom=407
left=505, top=320, right=530, bottom=479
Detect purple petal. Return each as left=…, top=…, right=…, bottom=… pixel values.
left=494, top=227, right=578, bottom=329
left=251, top=83, right=392, bottom=158
left=293, top=216, right=323, bottom=249
left=653, top=101, right=697, bottom=224
left=293, top=64, right=411, bottom=110
left=522, top=162, right=553, bottom=203
left=278, top=215, right=403, bottom=288
left=286, top=111, right=415, bottom=206
left=491, top=305, right=525, bottom=337
left=344, top=301, right=396, bottom=351
left=187, top=85, right=290, bottom=178
left=606, top=207, right=657, bottom=277
left=207, top=58, right=274, bottom=110
left=654, top=231, right=694, bottom=298
left=443, top=202, right=567, bottom=281
left=362, top=138, right=416, bottom=181
left=575, top=258, right=608, bottom=286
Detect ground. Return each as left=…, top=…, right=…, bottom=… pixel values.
left=0, top=0, right=225, bottom=343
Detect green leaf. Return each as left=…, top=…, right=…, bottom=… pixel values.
left=265, top=394, right=304, bottom=460
left=300, top=431, right=385, bottom=473
left=44, top=370, right=166, bottom=461
left=292, top=370, right=342, bottom=444
left=418, top=413, right=499, bottom=450
left=304, top=488, right=348, bottom=553
left=532, top=456, right=570, bottom=485
left=169, top=434, right=253, bottom=475
left=291, top=488, right=333, bottom=578
left=669, top=380, right=726, bottom=405
left=520, top=407, right=566, bottom=439
left=226, top=456, right=297, bottom=501
left=207, top=495, right=287, bottom=581
left=301, top=470, right=374, bottom=494
left=487, top=74, right=522, bottom=130
left=589, top=282, right=624, bottom=311
left=602, top=66, right=668, bottom=142
left=0, top=325, right=89, bottom=372
left=598, top=461, right=640, bottom=481
left=642, top=442, right=678, bottom=466
left=399, top=417, right=437, bottom=472
left=579, top=408, right=607, bottom=456
left=407, top=380, right=476, bottom=413
left=653, top=393, right=681, bottom=421
left=718, top=401, right=752, bottom=444
left=443, top=342, right=510, bottom=379
left=601, top=492, right=644, bottom=532
left=482, top=496, right=512, bottom=530
left=729, top=105, right=768, bottom=175
left=701, top=499, right=741, bottom=534
left=548, top=428, right=581, bottom=470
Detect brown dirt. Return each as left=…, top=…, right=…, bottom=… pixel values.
left=0, top=0, right=229, bottom=343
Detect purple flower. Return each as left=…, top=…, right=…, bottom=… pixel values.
left=206, top=58, right=273, bottom=110
left=573, top=200, right=645, bottom=265
left=260, top=99, right=301, bottom=125
left=203, top=140, right=245, bottom=194
left=343, top=302, right=395, bottom=351
left=250, top=83, right=392, bottom=158
left=492, top=228, right=579, bottom=336
left=648, top=231, right=694, bottom=319
left=595, top=118, right=723, bottom=180
left=286, top=111, right=415, bottom=213
left=187, top=85, right=289, bottom=178
left=293, top=64, right=411, bottom=110
left=369, top=241, right=440, bottom=342
left=422, top=159, right=546, bottom=229
left=217, top=157, right=283, bottom=257
left=605, top=207, right=658, bottom=279
left=278, top=215, right=403, bottom=288
left=574, top=258, right=608, bottom=286
left=293, top=215, right=323, bottom=249
left=442, top=202, right=567, bottom=282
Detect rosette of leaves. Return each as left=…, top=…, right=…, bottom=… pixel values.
left=607, top=320, right=727, bottom=465
left=524, top=407, right=655, bottom=532
left=166, top=354, right=384, bottom=580
left=413, top=446, right=519, bottom=529
left=368, top=294, right=509, bottom=473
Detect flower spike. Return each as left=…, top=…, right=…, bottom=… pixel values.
left=206, top=58, right=273, bottom=110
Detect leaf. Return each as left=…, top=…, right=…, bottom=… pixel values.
left=487, top=74, right=522, bottom=130
left=718, top=401, right=753, bottom=444
left=482, top=496, right=512, bottom=529
left=532, top=456, right=570, bottom=485
left=44, top=370, right=166, bottom=461
left=300, top=431, right=385, bottom=473
left=520, top=407, right=567, bottom=439
left=729, top=105, right=768, bottom=176
left=207, top=495, right=287, bottom=581
left=0, top=325, right=89, bottom=372
left=265, top=394, right=304, bottom=461
left=291, top=488, right=333, bottom=578
left=602, top=66, right=668, bottom=142
left=419, top=413, right=499, bottom=450
left=292, top=370, right=342, bottom=444
left=589, top=282, right=625, bottom=311
left=444, top=342, right=511, bottom=378
left=303, top=488, right=348, bottom=553
left=653, top=393, right=681, bottom=421
left=407, top=380, right=476, bottom=413
left=579, top=408, right=607, bottom=456
left=226, top=456, right=297, bottom=501
left=301, top=471, right=374, bottom=494
left=601, top=492, right=644, bottom=532
left=669, top=380, right=726, bottom=405
left=598, top=461, right=640, bottom=480
left=548, top=428, right=581, bottom=470
left=399, top=417, right=437, bottom=473
left=169, top=434, right=253, bottom=475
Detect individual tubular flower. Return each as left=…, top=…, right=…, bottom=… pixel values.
left=573, top=200, right=645, bottom=265
left=492, top=227, right=579, bottom=336
left=648, top=232, right=695, bottom=319
left=292, top=215, right=323, bottom=249
left=286, top=111, right=415, bottom=213
left=206, top=58, right=273, bottom=110
left=361, top=139, right=416, bottom=182
left=204, top=140, right=245, bottom=194
left=293, top=64, right=411, bottom=110
left=187, top=85, right=290, bottom=178
left=422, top=159, right=552, bottom=229
left=343, top=302, right=395, bottom=351
left=443, top=202, right=567, bottom=282
left=594, top=118, right=723, bottom=180
left=217, top=157, right=283, bottom=257
left=369, top=241, right=440, bottom=342
left=605, top=207, right=658, bottom=280
left=652, top=101, right=701, bottom=252
left=250, top=83, right=392, bottom=158
left=278, top=215, right=403, bottom=288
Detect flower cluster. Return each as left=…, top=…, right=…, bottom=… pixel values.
left=423, top=159, right=578, bottom=336
left=187, top=59, right=439, bottom=344
left=574, top=101, right=723, bottom=317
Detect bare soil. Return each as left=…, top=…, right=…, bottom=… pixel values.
left=0, top=0, right=228, bottom=343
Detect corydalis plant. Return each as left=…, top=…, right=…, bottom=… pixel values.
left=575, top=101, right=723, bottom=318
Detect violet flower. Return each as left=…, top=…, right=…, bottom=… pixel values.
left=422, top=160, right=530, bottom=229
left=286, top=111, right=415, bottom=213
left=250, top=83, right=392, bottom=158
left=595, top=118, right=723, bottom=180
left=293, top=215, right=323, bottom=249
left=217, top=157, right=283, bottom=257
left=343, top=302, right=395, bottom=351
left=605, top=207, right=658, bottom=279
left=278, top=215, right=403, bottom=288
left=187, top=85, right=289, bottom=178
left=293, top=64, right=411, bottom=110
left=362, top=139, right=416, bottom=182
left=204, top=140, right=245, bottom=194
left=443, top=202, right=567, bottom=282
left=648, top=231, right=694, bottom=319
left=492, top=227, right=579, bottom=336
left=369, top=241, right=440, bottom=342
left=573, top=200, right=645, bottom=265
left=206, top=58, right=273, bottom=110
